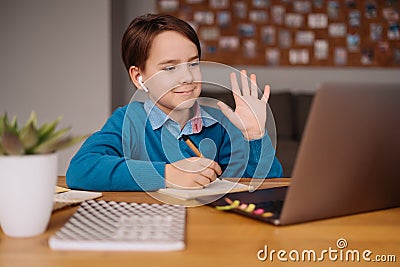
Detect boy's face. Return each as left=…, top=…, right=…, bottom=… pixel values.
left=142, top=31, right=202, bottom=114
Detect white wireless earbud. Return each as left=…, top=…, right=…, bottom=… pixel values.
left=138, top=76, right=149, bottom=93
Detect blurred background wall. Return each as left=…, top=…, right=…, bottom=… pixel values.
left=0, top=0, right=110, bottom=174
left=111, top=0, right=400, bottom=110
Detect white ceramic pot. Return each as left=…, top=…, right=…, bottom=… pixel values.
left=0, top=153, right=57, bottom=238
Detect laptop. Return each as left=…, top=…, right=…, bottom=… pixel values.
left=197, top=83, right=400, bottom=225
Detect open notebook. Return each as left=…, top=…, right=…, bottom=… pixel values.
left=53, top=188, right=102, bottom=211
left=157, top=179, right=250, bottom=200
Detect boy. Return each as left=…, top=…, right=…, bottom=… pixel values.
left=67, top=14, right=282, bottom=191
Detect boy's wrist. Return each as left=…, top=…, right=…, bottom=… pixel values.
left=242, top=130, right=265, bottom=140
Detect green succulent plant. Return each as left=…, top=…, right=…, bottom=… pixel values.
left=0, top=112, right=88, bottom=155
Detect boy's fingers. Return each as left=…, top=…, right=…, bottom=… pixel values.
left=199, top=158, right=222, bottom=176
left=250, top=74, right=258, bottom=96
left=200, top=168, right=217, bottom=181
left=195, top=175, right=212, bottom=187
left=210, top=161, right=222, bottom=175
left=240, top=70, right=250, bottom=96
left=263, top=85, right=271, bottom=103
left=230, top=72, right=241, bottom=96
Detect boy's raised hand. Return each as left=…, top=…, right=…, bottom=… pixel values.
left=165, top=157, right=222, bottom=189
left=217, top=70, right=270, bottom=140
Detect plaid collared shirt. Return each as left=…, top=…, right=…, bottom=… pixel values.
left=143, top=98, right=218, bottom=139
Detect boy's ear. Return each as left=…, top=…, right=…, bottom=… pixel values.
left=129, top=66, right=141, bottom=89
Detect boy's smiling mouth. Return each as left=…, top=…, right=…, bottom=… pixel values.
left=173, top=86, right=197, bottom=95
left=174, top=89, right=194, bottom=95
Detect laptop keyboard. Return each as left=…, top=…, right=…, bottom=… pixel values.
left=255, top=200, right=284, bottom=214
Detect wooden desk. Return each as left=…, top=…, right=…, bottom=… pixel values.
left=1, top=177, right=399, bottom=267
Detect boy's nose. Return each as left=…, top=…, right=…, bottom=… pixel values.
left=178, top=65, right=194, bottom=84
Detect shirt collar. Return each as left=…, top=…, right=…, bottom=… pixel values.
left=143, top=98, right=217, bottom=136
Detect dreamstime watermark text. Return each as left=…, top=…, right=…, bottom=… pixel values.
left=257, top=238, right=397, bottom=263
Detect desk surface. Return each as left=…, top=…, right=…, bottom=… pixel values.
left=1, top=177, right=399, bottom=267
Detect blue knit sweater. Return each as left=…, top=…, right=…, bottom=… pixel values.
left=66, top=101, right=283, bottom=191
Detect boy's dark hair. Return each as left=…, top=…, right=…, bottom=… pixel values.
left=121, top=14, right=201, bottom=72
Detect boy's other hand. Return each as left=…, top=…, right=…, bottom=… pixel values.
left=217, top=70, right=270, bottom=140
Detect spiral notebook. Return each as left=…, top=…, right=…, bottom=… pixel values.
left=49, top=200, right=186, bottom=251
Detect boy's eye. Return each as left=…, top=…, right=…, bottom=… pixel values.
left=189, top=61, right=200, bottom=68
left=163, top=65, right=177, bottom=71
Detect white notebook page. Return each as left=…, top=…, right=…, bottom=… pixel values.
left=157, top=179, right=251, bottom=200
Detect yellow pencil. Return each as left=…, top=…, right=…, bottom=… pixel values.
left=182, top=135, right=203, bottom=157
left=182, top=135, right=221, bottom=180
